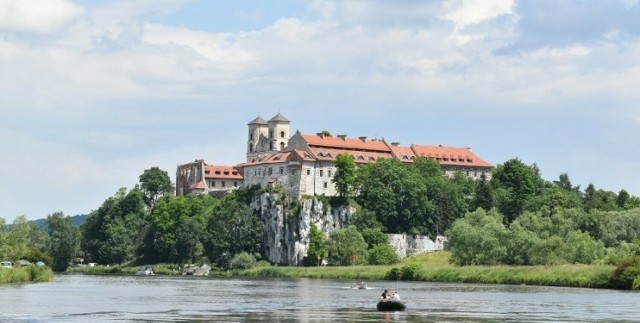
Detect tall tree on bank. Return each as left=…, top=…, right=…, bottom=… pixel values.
left=48, top=212, right=80, bottom=272
left=333, top=153, right=357, bottom=199
left=306, top=223, right=328, bottom=266
left=204, top=193, right=263, bottom=268
left=491, top=158, right=545, bottom=223
left=139, top=167, right=173, bottom=207
left=472, top=173, right=493, bottom=211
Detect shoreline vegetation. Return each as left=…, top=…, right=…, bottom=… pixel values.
left=0, top=265, right=54, bottom=284
left=67, top=252, right=621, bottom=290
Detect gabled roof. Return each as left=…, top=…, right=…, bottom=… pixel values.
left=310, top=147, right=393, bottom=164
left=388, top=145, right=417, bottom=162
left=411, top=145, right=492, bottom=167
left=204, top=165, right=243, bottom=180
left=190, top=180, right=206, bottom=190
left=302, top=134, right=390, bottom=152
left=248, top=116, right=268, bottom=125
left=269, top=113, right=289, bottom=123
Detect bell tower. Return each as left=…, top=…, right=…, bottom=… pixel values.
left=268, top=113, right=290, bottom=152
left=247, top=115, right=268, bottom=162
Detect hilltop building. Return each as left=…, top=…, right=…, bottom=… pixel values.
left=176, top=113, right=493, bottom=197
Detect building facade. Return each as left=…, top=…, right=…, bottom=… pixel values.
left=176, top=113, right=493, bottom=197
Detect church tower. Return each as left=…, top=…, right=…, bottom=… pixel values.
left=268, top=113, right=290, bottom=152
left=247, top=115, right=268, bottom=162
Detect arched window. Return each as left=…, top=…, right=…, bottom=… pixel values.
left=280, top=142, right=285, bottom=150
left=270, top=142, right=274, bottom=150
left=280, top=131, right=285, bottom=138
left=249, top=143, right=254, bottom=152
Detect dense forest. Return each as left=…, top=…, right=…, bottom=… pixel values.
left=2, top=157, right=640, bottom=274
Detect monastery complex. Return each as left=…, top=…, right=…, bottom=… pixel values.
left=176, top=113, right=493, bottom=198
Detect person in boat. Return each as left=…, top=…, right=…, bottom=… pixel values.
left=381, top=289, right=390, bottom=300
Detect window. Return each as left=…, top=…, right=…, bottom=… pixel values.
left=323, top=182, right=328, bottom=188
left=320, top=170, right=324, bottom=177
left=221, top=181, right=226, bottom=187
left=250, top=133, right=254, bottom=140
left=254, top=169, right=257, bottom=176
left=307, top=169, right=311, bottom=175
left=233, top=181, right=238, bottom=187
left=268, top=167, right=272, bottom=175
left=269, top=130, right=273, bottom=138
left=211, top=181, right=215, bottom=187
left=280, top=142, right=285, bottom=150
left=280, top=131, right=285, bottom=138
left=279, top=167, right=284, bottom=175
left=249, top=143, right=254, bottom=152
left=270, top=142, right=274, bottom=150
left=328, top=170, right=332, bottom=177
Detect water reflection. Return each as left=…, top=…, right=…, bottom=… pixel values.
left=0, top=274, right=638, bottom=322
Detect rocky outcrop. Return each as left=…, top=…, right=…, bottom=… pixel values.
left=252, top=193, right=355, bottom=265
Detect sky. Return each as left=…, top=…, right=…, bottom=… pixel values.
left=1, top=0, right=639, bottom=222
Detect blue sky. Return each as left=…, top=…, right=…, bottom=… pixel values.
left=1, top=0, right=639, bottom=222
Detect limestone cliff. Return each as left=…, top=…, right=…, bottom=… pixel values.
left=251, top=193, right=355, bottom=266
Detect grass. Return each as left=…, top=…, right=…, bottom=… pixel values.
left=0, top=265, right=54, bottom=283
left=65, top=252, right=619, bottom=289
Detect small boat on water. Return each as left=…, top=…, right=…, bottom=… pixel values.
left=376, top=299, right=406, bottom=311
left=351, top=281, right=368, bottom=289
left=135, top=265, right=155, bottom=276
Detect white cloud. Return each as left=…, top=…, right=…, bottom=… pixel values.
left=0, top=0, right=83, bottom=34
left=443, top=0, right=515, bottom=30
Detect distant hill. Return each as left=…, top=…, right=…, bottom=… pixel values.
left=29, top=214, right=88, bottom=231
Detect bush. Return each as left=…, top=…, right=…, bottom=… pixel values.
left=367, top=244, right=399, bottom=265
left=229, top=252, right=257, bottom=270
left=384, top=263, right=422, bottom=281
left=610, top=256, right=640, bottom=289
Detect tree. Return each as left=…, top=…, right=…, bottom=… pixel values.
left=357, top=158, right=433, bottom=235
left=446, top=209, right=510, bottom=266
left=48, top=212, right=80, bottom=272
left=333, top=153, right=357, bottom=198
left=204, top=193, right=262, bottom=268
left=367, top=243, right=399, bottom=265
left=326, top=225, right=368, bottom=266
left=472, top=173, right=493, bottom=211
left=491, top=158, right=545, bottom=223
left=139, top=167, right=173, bottom=207
left=306, top=223, right=327, bottom=266
left=617, top=189, right=630, bottom=209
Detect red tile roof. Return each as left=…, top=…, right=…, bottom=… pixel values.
left=410, top=145, right=492, bottom=167
left=190, top=180, right=206, bottom=190
left=302, top=134, right=390, bottom=152
left=204, top=165, right=243, bottom=180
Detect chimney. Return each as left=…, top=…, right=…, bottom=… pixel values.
left=391, top=142, right=400, bottom=146
left=317, top=132, right=324, bottom=138
left=359, top=136, right=367, bottom=142
left=337, top=135, right=347, bottom=141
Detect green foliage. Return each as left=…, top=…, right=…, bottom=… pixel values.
left=48, top=212, right=80, bottom=272
left=81, top=188, right=147, bottom=265
left=491, top=158, right=545, bottom=223
left=609, top=256, right=640, bottom=290
left=306, top=223, right=327, bottom=266
left=359, top=227, right=388, bottom=249
left=326, top=225, right=368, bottom=266
left=446, top=209, right=510, bottom=265
left=0, top=216, right=32, bottom=262
left=384, top=263, right=421, bottom=280
left=229, top=252, right=257, bottom=270
left=367, top=243, right=399, bottom=265
left=472, top=173, right=493, bottom=211
left=333, top=153, right=357, bottom=198
left=357, top=158, right=433, bottom=235
left=139, top=167, right=173, bottom=207
left=204, top=193, right=263, bottom=268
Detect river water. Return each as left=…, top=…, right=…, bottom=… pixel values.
left=0, top=274, right=639, bottom=322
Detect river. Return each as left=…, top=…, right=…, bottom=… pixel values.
left=0, top=274, right=638, bottom=322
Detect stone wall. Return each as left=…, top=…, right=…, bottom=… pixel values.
left=387, top=234, right=448, bottom=260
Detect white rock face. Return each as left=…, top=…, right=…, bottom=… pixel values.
left=254, top=193, right=355, bottom=265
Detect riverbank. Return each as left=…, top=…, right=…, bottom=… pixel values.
left=239, top=252, right=615, bottom=289
left=0, top=265, right=54, bottom=283
left=67, top=252, right=624, bottom=289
